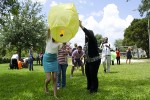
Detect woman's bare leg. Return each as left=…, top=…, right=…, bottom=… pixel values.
left=45, top=72, right=51, bottom=93
left=129, top=59, right=131, bottom=64
left=52, top=72, right=58, bottom=99
left=126, top=59, right=128, bottom=64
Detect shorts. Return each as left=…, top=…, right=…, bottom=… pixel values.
left=72, top=59, right=84, bottom=67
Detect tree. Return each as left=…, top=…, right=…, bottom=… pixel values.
left=95, top=34, right=103, bottom=47
left=0, top=34, right=6, bottom=57
left=114, top=39, right=126, bottom=52
left=126, top=0, right=149, bottom=17
left=138, top=0, right=150, bottom=58
left=138, top=0, right=150, bottom=17
left=0, top=0, right=19, bottom=50
left=0, top=0, right=19, bottom=25
left=123, top=18, right=149, bottom=57
left=127, top=0, right=150, bottom=57
left=114, top=39, right=123, bottom=48
left=1, top=0, right=47, bottom=59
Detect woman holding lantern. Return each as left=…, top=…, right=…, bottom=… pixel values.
left=43, top=29, right=62, bottom=99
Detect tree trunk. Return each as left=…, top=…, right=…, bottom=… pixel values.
left=148, top=18, right=150, bottom=58
left=18, top=47, right=21, bottom=60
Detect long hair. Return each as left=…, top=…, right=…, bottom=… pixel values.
left=47, top=28, right=56, bottom=42
left=46, top=29, right=51, bottom=40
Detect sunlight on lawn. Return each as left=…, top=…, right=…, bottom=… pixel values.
left=0, top=62, right=150, bottom=100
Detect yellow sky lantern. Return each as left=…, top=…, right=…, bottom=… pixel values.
left=48, top=3, right=79, bottom=42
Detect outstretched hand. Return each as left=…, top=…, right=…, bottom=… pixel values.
left=79, top=20, right=84, bottom=29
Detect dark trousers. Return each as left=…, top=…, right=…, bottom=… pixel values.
left=112, top=60, right=114, bottom=65
left=116, top=57, right=120, bottom=64
left=12, top=59, right=18, bottom=69
left=57, top=64, right=68, bottom=88
left=29, top=57, right=33, bottom=71
left=85, top=59, right=101, bottom=93
left=36, top=58, right=40, bottom=65
left=41, top=57, right=43, bottom=66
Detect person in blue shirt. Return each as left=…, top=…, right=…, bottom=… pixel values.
left=29, top=46, right=34, bottom=71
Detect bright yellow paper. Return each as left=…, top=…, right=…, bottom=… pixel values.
left=48, top=3, right=79, bottom=42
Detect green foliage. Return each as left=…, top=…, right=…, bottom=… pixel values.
left=0, top=62, right=150, bottom=99
left=1, top=0, right=47, bottom=59
left=123, top=18, right=149, bottom=57
left=95, top=34, right=103, bottom=47
left=114, top=39, right=123, bottom=48
left=0, top=0, right=19, bottom=25
left=114, top=39, right=126, bottom=52
left=0, top=58, right=10, bottom=63
left=138, top=0, right=150, bottom=17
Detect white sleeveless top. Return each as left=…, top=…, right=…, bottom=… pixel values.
left=45, top=37, right=60, bottom=54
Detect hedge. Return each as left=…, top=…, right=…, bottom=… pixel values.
left=0, top=58, right=10, bottom=64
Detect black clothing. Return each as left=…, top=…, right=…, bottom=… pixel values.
left=85, top=59, right=100, bottom=93
left=11, top=59, right=18, bottom=69
left=82, top=27, right=101, bottom=93
left=83, top=28, right=99, bottom=58
left=127, top=50, right=132, bottom=59
left=72, top=48, right=76, bottom=53
left=116, top=57, right=120, bottom=64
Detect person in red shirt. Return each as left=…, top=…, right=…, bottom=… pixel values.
left=116, top=48, right=120, bottom=65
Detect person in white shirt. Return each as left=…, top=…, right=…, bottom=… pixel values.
left=43, top=29, right=61, bottom=99
left=10, top=54, right=19, bottom=69
left=23, top=57, right=29, bottom=68
left=100, top=37, right=111, bottom=73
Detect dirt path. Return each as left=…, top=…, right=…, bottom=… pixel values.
left=119, top=59, right=150, bottom=63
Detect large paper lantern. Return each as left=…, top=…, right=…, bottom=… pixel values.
left=48, top=3, right=79, bottom=42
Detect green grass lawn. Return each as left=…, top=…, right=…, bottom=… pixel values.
left=0, top=61, right=150, bottom=100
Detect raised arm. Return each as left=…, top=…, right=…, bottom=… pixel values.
left=79, top=20, right=94, bottom=38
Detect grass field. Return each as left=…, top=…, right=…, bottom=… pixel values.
left=0, top=61, right=150, bottom=100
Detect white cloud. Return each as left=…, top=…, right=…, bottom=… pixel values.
left=79, top=14, right=85, bottom=20
left=70, top=4, right=134, bottom=48
left=91, top=10, right=103, bottom=17
left=78, top=0, right=87, bottom=4
left=50, top=1, right=58, bottom=7
left=19, top=0, right=47, bottom=4
left=31, top=0, right=47, bottom=4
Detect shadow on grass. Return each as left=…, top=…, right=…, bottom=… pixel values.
left=107, top=71, right=119, bottom=74
left=0, top=72, right=58, bottom=100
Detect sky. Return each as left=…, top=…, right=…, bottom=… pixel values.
left=31, top=0, right=142, bottom=48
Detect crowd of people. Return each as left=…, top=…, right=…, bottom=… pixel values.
left=9, top=21, right=133, bottom=99
left=42, top=21, right=101, bottom=98
left=42, top=27, right=133, bottom=98
left=9, top=50, right=43, bottom=71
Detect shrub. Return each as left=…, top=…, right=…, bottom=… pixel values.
left=0, top=58, right=10, bottom=64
